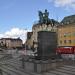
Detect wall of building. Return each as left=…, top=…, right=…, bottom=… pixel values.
left=57, top=24, right=75, bottom=47
left=10, top=40, right=22, bottom=48
left=0, top=38, right=23, bottom=49
left=26, top=32, right=33, bottom=49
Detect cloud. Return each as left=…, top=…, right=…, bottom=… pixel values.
left=48, top=0, right=75, bottom=9
left=0, top=28, right=31, bottom=43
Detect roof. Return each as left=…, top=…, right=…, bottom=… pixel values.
left=61, top=14, right=75, bottom=25
left=0, top=38, right=22, bottom=41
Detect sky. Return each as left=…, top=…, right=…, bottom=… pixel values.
left=0, top=0, right=75, bottom=42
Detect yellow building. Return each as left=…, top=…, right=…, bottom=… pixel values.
left=57, top=24, right=75, bottom=47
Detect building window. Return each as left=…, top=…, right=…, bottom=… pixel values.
left=64, top=33, right=71, bottom=37
left=69, top=40, right=71, bottom=43
left=64, top=40, right=66, bottom=44
left=72, top=40, right=75, bottom=44
left=64, top=33, right=67, bottom=37
left=60, top=40, right=62, bottom=44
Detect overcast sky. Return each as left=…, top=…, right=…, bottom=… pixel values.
left=0, top=0, right=75, bottom=42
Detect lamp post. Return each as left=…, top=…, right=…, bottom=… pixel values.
left=24, top=28, right=27, bottom=55
left=21, top=28, right=27, bottom=69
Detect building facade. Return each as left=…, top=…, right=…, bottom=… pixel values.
left=57, top=24, right=75, bottom=47
left=26, top=32, right=33, bottom=49
left=0, top=38, right=23, bottom=49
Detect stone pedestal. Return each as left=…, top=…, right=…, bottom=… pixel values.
left=24, top=59, right=58, bottom=73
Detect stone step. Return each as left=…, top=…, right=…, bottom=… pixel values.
left=50, top=70, right=70, bottom=75
left=55, top=68, right=75, bottom=75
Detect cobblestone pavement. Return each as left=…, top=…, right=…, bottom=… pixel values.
left=0, top=54, right=75, bottom=75
left=1, top=59, right=75, bottom=75
left=45, top=65, right=75, bottom=75
left=1, top=63, right=75, bottom=75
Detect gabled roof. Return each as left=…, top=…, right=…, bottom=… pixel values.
left=61, top=15, right=75, bottom=25
left=0, top=38, right=22, bottom=41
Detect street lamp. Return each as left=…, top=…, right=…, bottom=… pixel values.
left=24, top=28, right=27, bottom=55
